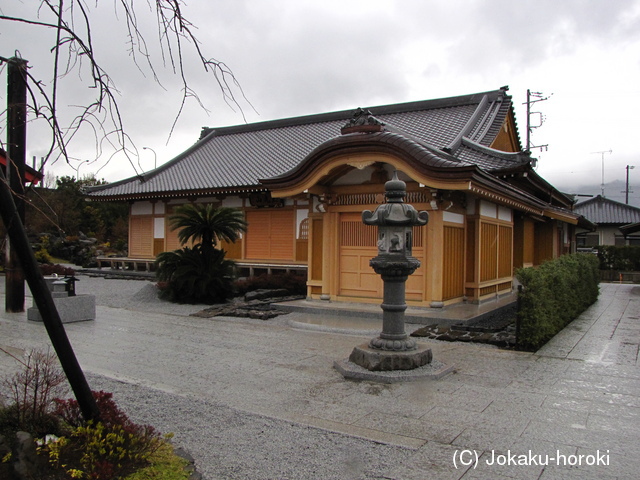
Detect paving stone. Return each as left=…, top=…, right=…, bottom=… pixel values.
left=354, top=411, right=464, bottom=444
left=452, top=426, right=520, bottom=454
left=473, top=450, right=545, bottom=479
left=390, top=441, right=471, bottom=480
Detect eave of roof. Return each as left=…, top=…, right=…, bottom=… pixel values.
left=619, top=222, right=640, bottom=235
left=492, top=163, right=576, bottom=209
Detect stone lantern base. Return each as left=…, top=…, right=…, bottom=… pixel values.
left=348, top=342, right=433, bottom=371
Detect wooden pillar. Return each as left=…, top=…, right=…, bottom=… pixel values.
left=425, top=209, right=444, bottom=307
left=307, top=214, right=324, bottom=298
left=0, top=165, right=101, bottom=423
left=320, top=212, right=335, bottom=300
left=465, top=214, right=481, bottom=302
left=5, top=57, right=28, bottom=313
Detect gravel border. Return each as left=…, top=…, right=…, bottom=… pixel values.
left=86, top=374, right=414, bottom=480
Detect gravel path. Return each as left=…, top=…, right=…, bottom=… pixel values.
left=87, top=374, right=413, bottom=480
left=21, top=274, right=416, bottom=479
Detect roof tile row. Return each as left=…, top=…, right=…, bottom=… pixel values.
left=86, top=88, right=526, bottom=199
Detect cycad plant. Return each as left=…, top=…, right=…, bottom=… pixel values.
left=155, top=204, right=247, bottom=304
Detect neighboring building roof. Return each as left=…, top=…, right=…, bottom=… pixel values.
left=619, top=222, right=640, bottom=236
left=87, top=87, right=529, bottom=201
left=574, top=195, right=640, bottom=225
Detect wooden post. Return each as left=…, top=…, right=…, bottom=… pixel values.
left=0, top=166, right=100, bottom=422
left=5, top=57, right=27, bottom=313
left=1, top=57, right=100, bottom=423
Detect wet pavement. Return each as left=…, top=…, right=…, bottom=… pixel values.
left=1, top=278, right=639, bottom=479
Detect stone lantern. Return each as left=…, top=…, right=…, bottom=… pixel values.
left=347, top=171, right=433, bottom=371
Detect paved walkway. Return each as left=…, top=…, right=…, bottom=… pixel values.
left=1, top=279, right=639, bottom=479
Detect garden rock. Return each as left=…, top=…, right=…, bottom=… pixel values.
left=174, top=446, right=203, bottom=480
left=411, top=323, right=516, bottom=348
left=11, top=431, right=46, bottom=479
left=411, top=301, right=516, bottom=348
left=191, top=294, right=304, bottom=320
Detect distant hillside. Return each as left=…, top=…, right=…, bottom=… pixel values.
left=556, top=179, right=640, bottom=208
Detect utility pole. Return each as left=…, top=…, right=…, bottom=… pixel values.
left=5, top=57, right=28, bottom=313
left=524, top=89, right=550, bottom=153
left=625, top=165, right=635, bottom=204
left=591, top=150, right=612, bottom=197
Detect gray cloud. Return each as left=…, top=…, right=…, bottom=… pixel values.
left=2, top=0, right=640, bottom=186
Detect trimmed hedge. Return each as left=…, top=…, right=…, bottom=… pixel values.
left=595, top=245, right=640, bottom=271
left=515, top=253, right=600, bottom=351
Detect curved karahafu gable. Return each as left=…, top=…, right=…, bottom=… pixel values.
left=259, top=127, right=478, bottom=196
left=259, top=108, right=576, bottom=222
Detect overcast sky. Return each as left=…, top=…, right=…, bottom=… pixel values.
left=2, top=0, right=640, bottom=199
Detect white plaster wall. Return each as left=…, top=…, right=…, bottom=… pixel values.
left=221, top=196, right=243, bottom=208
left=332, top=165, right=376, bottom=185
left=443, top=212, right=464, bottom=224
left=154, top=218, right=164, bottom=239
left=479, top=200, right=496, bottom=218
left=600, top=226, right=618, bottom=245
left=131, top=201, right=153, bottom=215
left=498, top=206, right=512, bottom=222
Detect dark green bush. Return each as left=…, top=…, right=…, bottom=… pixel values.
left=596, top=245, right=640, bottom=271
left=516, top=253, right=599, bottom=351
left=40, top=264, right=76, bottom=276
left=155, top=245, right=237, bottom=304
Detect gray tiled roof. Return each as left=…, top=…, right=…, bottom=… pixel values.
left=86, top=88, right=526, bottom=199
left=574, top=195, right=640, bottom=225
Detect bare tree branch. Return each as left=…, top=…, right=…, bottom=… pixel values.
left=1, top=0, right=252, bottom=178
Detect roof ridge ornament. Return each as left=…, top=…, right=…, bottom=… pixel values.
left=341, top=107, right=386, bottom=135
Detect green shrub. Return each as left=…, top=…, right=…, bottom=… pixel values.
left=40, top=264, right=76, bottom=276
left=155, top=245, right=237, bottom=304
left=45, top=390, right=166, bottom=479
left=1, top=356, right=189, bottom=479
left=516, top=253, right=600, bottom=351
left=596, top=245, right=640, bottom=271
left=44, top=421, right=165, bottom=480
left=33, top=235, right=54, bottom=264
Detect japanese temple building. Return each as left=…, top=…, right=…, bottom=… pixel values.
left=86, top=87, right=589, bottom=307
